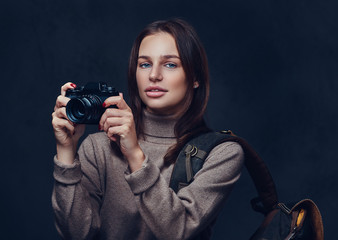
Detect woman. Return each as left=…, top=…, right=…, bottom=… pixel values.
left=52, top=18, right=244, bottom=240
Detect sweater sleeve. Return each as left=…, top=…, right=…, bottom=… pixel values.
left=52, top=135, right=104, bottom=240
left=125, top=141, right=244, bottom=240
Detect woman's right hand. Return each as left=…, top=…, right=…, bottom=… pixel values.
left=52, top=82, right=85, bottom=164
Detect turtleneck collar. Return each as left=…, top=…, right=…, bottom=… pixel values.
left=142, top=110, right=177, bottom=144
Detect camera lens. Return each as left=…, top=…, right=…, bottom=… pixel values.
left=66, top=95, right=103, bottom=124
left=71, top=99, right=86, bottom=118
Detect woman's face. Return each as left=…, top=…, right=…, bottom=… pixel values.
left=136, top=32, right=189, bottom=116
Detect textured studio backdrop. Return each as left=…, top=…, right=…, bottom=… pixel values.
left=1, top=0, right=337, bottom=239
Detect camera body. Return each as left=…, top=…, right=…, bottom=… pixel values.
left=66, top=82, right=119, bottom=124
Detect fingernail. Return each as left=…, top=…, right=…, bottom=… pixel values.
left=98, top=125, right=101, bottom=131
left=70, top=83, right=77, bottom=88
left=102, top=102, right=106, bottom=108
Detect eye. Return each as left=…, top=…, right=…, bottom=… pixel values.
left=165, top=63, right=177, bottom=68
left=139, top=62, right=151, bottom=68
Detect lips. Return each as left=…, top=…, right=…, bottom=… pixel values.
left=145, top=86, right=168, bottom=98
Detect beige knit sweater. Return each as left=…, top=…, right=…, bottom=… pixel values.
left=52, top=111, right=244, bottom=240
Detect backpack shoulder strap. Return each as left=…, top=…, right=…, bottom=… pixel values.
left=169, top=131, right=234, bottom=193
left=169, top=130, right=279, bottom=214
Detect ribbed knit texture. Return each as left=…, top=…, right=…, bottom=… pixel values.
left=52, top=111, right=244, bottom=240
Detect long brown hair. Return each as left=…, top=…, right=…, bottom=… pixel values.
left=128, top=18, right=210, bottom=164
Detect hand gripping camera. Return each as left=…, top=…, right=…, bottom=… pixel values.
left=65, top=82, right=119, bottom=124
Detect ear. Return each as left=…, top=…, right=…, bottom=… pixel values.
left=193, top=81, right=199, bottom=89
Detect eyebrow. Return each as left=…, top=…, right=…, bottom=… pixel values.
left=138, top=55, right=180, bottom=60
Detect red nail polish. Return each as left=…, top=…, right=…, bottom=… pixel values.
left=98, top=125, right=101, bottom=131
left=102, top=102, right=106, bottom=108
left=70, top=83, right=77, bottom=88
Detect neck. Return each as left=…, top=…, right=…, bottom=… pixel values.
left=141, top=110, right=177, bottom=144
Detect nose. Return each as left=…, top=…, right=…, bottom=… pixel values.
left=149, top=64, right=163, bottom=82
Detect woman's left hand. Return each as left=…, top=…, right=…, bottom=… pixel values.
left=99, top=93, right=145, bottom=172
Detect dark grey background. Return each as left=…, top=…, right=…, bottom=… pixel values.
left=1, top=0, right=337, bottom=239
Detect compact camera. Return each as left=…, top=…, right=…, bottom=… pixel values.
left=65, top=82, right=119, bottom=124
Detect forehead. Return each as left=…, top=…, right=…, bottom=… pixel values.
left=138, top=32, right=179, bottom=56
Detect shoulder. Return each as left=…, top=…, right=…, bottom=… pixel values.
left=189, top=132, right=244, bottom=163
left=209, top=141, right=244, bottom=159
left=192, top=140, right=244, bottom=186
left=205, top=141, right=244, bottom=171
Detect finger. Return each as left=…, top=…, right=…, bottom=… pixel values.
left=104, top=107, right=132, bottom=118
left=55, top=95, right=71, bottom=109
left=54, top=108, right=77, bottom=127
left=107, top=125, right=128, bottom=140
left=61, top=82, right=77, bottom=96
left=102, top=115, right=129, bottom=132
left=54, top=107, right=68, bottom=120
left=52, top=116, right=75, bottom=135
left=99, top=108, right=133, bottom=130
left=109, top=134, right=119, bottom=142
left=103, top=94, right=129, bottom=110
left=99, top=108, right=121, bottom=129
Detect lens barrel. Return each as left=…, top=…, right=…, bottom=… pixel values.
left=66, top=95, right=103, bottom=124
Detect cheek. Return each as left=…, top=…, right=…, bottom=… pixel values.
left=136, top=71, right=145, bottom=91
left=176, top=85, right=189, bottom=101
left=171, top=73, right=188, bottom=93
left=136, top=71, right=150, bottom=105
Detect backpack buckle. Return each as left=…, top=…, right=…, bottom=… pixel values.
left=185, top=145, right=198, bottom=157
